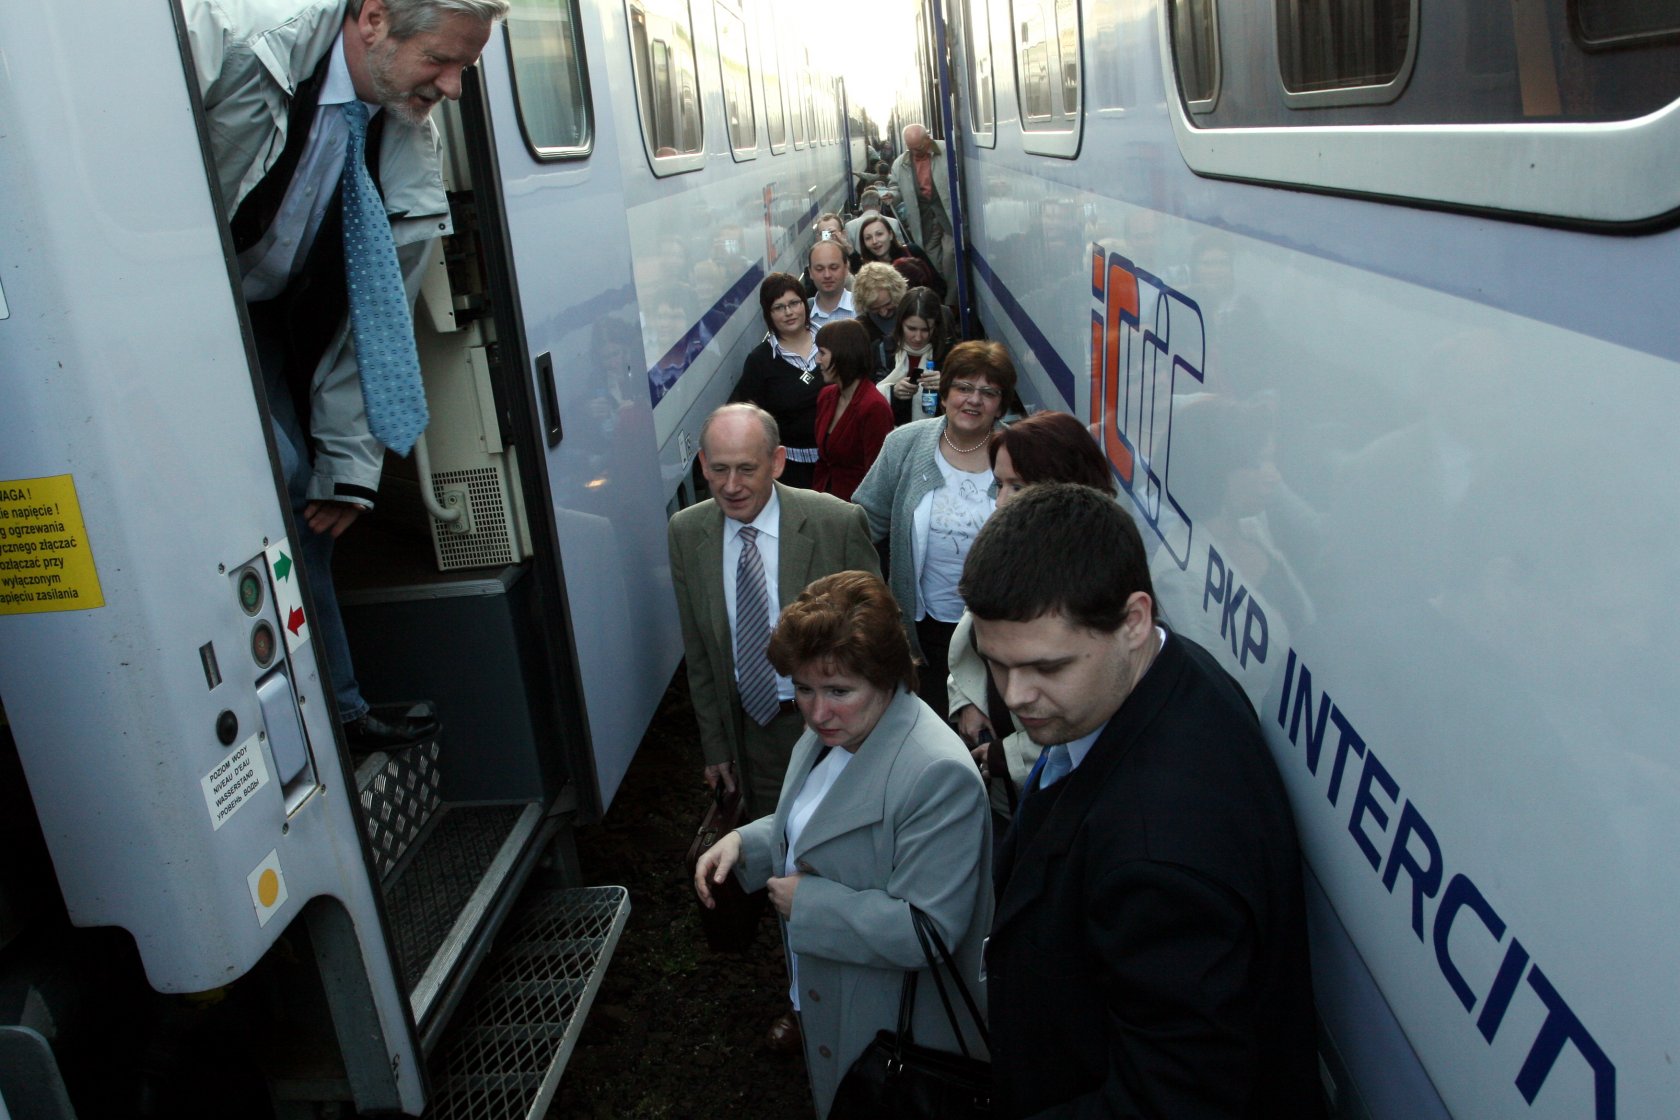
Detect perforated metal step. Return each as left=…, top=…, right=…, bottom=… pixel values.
left=355, top=737, right=444, bottom=881
left=423, top=885, right=631, bottom=1120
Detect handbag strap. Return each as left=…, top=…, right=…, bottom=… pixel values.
left=909, top=906, right=990, bottom=1057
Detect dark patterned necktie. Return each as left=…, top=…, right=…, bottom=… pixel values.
left=735, top=527, right=780, bottom=726
left=341, top=100, right=428, bottom=456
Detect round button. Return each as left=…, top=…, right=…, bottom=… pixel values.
left=236, top=568, right=264, bottom=615
left=818, top=1045, right=832, bottom=1059
left=215, top=710, right=239, bottom=746
left=251, top=620, right=277, bottom=668
left=807, top=989, right=821, bottom=1003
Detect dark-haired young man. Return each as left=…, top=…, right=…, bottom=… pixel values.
left=961, top=483, right=1325, bottom=1118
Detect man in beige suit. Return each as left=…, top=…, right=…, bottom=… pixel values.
left=669, top=404, right=881, bottom=818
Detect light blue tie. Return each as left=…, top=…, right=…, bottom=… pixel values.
left=341, top=101, right=428, bottom=456
left=1038, top=743, right=1072, bottom=790
left=735, top=527, right=781, bottom=727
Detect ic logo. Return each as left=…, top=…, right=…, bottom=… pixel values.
left=1089, top=245, right=1205, bottom=569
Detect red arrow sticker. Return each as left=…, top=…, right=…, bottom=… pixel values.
left=287, top=606, right=305, bottom=636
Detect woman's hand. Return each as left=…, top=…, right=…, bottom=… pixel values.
left=767, top=873, right=803, bottom=918
left=918, top=367, right=942, bottom=391
left=694, top=830, right=743, bottom=909
left=955, top=704, right=995, bottom=749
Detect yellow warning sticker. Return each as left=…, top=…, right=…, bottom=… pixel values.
left=0, top=475, right=104, bottom=615
left=247, top=849, right=289, bottom=928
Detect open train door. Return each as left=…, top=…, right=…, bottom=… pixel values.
left=0, top=2, right=426, bottom=1112
left=449, top=1, right=684, bottom=816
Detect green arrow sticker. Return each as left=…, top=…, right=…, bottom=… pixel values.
left=273, top=552, right=293, bottom=582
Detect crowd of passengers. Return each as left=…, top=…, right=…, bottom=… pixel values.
left=678, top=124, right=1327, bottom=1120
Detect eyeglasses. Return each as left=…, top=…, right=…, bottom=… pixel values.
left=770, top=300, right=805, bottom=315
left=950, top=381, right=1003, bottom=401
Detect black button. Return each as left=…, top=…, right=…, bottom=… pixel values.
left=216, top=710, right=239, bottom=746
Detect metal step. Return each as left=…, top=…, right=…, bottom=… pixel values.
left=423, top=885, right=630, bottom=1120
left=355, top=732, right=444, bottom=881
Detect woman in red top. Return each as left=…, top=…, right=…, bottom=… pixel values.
left=813, top=319, right=894, bottom=501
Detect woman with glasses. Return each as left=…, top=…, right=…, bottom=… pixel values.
left=852, top=341, right=1017, bottom=714
left=732, top=272, right=823, bottom=488
left=850, top=263, right=909, bottom=380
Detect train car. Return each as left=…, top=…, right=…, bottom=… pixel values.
left=0, top=0, right=847, bottom=1116
left=935, top=0, right=1678, bottom=1117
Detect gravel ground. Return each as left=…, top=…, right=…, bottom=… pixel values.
left=549, top=672, right=813, bottom=1119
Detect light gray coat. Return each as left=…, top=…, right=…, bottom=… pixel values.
left=850, top=417, right=951, bottom=663
left=736, top=689, right=992, bottom=1118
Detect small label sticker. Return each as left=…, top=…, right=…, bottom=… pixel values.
left=265, top=539, right=308, bottom=652
left=0, top=474, right=104, bottom=615
left=247, top=849, right=289, bottom=927
left=201, top=735, right=272, bottom=831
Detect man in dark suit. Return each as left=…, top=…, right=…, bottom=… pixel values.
left=961, top=484, right=1324, bottom=1119
left=669, top=404, right=881, bottom=817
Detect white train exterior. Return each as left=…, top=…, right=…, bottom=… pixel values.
left=0, top=0, right=847, bottom=1115
left=939, top=0, right=1678, bottom=1118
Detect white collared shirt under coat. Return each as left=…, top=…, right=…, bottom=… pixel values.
left=734, top=688, right=993, bottom=1118
left=721, top=488, right=793, bottom=701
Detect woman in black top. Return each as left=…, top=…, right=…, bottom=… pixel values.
left=731, top=273, right=823, bottom=488
left=850, top=214, right=945, bottom=300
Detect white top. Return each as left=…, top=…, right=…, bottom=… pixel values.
left=809, top=288, right=857, bottom=328
left=721, top=488, right=793, bottom=701
left=784, top=745, right=854, bottom=1009
left=916, top=451, right=994, bottom=622
left=238, top=35, right=382, bottom=301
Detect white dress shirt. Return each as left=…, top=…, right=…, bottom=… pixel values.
left=721, top=489, right=794, bottom=701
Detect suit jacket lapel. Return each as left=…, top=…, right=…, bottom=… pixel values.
left=695, top=507, right=733, bottom=680
left=776, top=484, right=816, bottom=608
left=789, top=689, right=917, bottom=860
left=992, top=633, right=1188, bottom=936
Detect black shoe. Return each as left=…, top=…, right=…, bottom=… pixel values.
left=344, top=707, right=439, bottom=755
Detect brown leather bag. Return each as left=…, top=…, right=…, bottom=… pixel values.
left=684, top=783, right=768, bottom=953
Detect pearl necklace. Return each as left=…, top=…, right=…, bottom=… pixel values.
left=942, top=427, right=990, bottom=455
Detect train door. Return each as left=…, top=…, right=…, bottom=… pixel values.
left=464, top=1, right=683, bottom=816
left=0, top=2, right=425, bottom=1112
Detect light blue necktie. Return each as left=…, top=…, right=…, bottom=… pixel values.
left=341, top=101, right=428, bottom=456
left=1038, top=743, right=1072, bottom=790
left=735, top=527, right=781, bottom=727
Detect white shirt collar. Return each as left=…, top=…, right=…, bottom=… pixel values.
left=322, top=32, right=380, bottom=117
left=725, top=485, right=781, bottom=544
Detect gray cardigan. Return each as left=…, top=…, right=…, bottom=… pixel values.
left=850, top=417, right=950, bottom=662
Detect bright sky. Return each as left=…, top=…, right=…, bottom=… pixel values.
left=805, top=0, right=919, bottom=128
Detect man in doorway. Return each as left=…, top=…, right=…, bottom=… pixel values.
left=184, top=0, right=508, bottom=750
left=806, top=237, right=855, bottom=329
left=962, top=484, right=1324, bottom=1118
left=890, top=123, right=955, bottom=297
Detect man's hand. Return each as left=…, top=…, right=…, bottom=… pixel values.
left=704, top=761, right=738, bottom=796
left=302, top=500, right=363, bottom=539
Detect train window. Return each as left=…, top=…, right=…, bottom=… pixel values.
left=1169, top=0, right=1220, bottom=111
left=504, top=0, right=593, bottom=158
left=1275, top=0, right=1416, bottom=106
left=628, top=0, right=704, bottom=174
left=959, top=0, right=996, bottom=145
left=1162, top=0, right=1680, bottom=221
left=714, top=2, right=756, bottom=158
left=1572, top=0, right=1680, bottom=46
left=758, top=8, right=787, bottom=152
left=1011, top=0, right=1082, bottom=156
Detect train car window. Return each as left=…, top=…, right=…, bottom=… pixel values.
left=1161, top=0, right=1680, bottom=221
left=1169, top=0, right=1220, bottom=111
left=714, top=2, right=757, bottom=158
left=757, top=7, right=787, bottom=152
left=505, top=0, right=593, bottom=158
left=1012, top=0, right=1083, bottom=156
left=628, top=0, right=704, bottom=174
left=1572, top=0, right=1680, bottom=45
left=959, top=0, right=997, bottom=145
left=1275, top=0, right=1416, bottom=106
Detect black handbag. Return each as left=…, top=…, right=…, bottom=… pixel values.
left=683, top=782, right=767, bottom=953
left=829, top=907, right=991, bottom=1119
